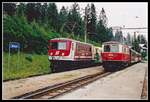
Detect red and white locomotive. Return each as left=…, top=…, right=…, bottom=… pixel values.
left=48, top=38, right=102, bottom=72
left=101, top=41, right=141, bottom=71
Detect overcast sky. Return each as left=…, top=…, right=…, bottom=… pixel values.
left=55, top=2, right=148, bottom=39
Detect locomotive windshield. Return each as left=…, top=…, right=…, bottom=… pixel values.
left=49, top=42, right=67, bottom=50
left=104, top=44, right=119, bottom=52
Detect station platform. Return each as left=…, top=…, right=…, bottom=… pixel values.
left=55, top=62, right=148, bottom=100
left=2, top=66, right=104, bottom=99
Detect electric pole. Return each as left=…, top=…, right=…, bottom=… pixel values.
left=84, top=6, right=87, bottom=43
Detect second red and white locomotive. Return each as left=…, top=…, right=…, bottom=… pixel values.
left=101, top=41, right=141, bottom=71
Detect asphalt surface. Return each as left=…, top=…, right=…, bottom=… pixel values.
left=55, top=62, right=148, bottom=100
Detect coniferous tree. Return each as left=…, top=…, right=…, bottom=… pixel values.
left=107, top=27, right=114, bottom=41
left=90, top=3, right=96, bottom=34
left=66, top=3, right=83, bottom=38
left=114, top=30, right=123, bottom=43
left=131, top=33, right=141, bottom=52
left=96, top=8, right=109, bottom=44
left=126, top=33, right=132, bottom=45
left=41, top=3, right=48, bottom=26
left=84, top=4, right=91, bottom=41
left=140, top=34, right=147, bottom=44
left=47, top=3, right=59, bottom=31
left=26, top=3, right=36, bottom=22
left=89, top=3, right=97, bottom=41
left=3, top=3, right=17, bottom=16
left=16, top=3, right=26, bottom=17
left=58, top=6, right=68, bottom=33
left=35, top=3, right=42, bottom=23
left=99, top=8, right=108, bottom=27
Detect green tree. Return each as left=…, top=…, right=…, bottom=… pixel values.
left=41, top=3, right=48, bottom=26
left=99, top=8, right=108, bottom=27
left=58, top=6, right=68, bottom=33
left=96, top=8, right=109, bottom=44
left=140, top=34, right=147, bottom=44
left=26, top=3, right=36, bottom=22
left=88, top=3, right=97, bottom=41
left=96, top=20, right=106, bottom=43
left=35, top=3, right=42, bottom=23
left=16, top=3, right=26, bottom=17
left=114, top=30, right=123, bottom=43
left=85, top=4, right=91, bottom=36
left=132, top=35, right=140, bottom=52
left=90, top=3, right=97, bottom=34
left=66, top=3, right=84, bottom=38
left=47, top=3, right=59, bottom=31
left=3, top=3, right=17, bottom=16
left=126, top=33, right=132, bottom=45
left=107, top=27, right=114, bottom=41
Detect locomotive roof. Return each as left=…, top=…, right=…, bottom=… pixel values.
left=103, top=41, right=121, bottom=45
left=50, top=38, right=93, bottom=46
left=103, top=41, right=129, bottom=47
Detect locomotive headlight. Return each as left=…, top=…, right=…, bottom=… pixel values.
left=50, top=52, right=53, bottom=56
left=108, top=53, right=113, bottom=56
left=55, top=51, right=60, bottom=55
left=62, top=53, right=65, bottom=56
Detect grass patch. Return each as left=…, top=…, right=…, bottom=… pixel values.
left=3, top=52, right=51, bottom=81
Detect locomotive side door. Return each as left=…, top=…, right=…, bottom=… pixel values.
left=70, top=41, right=76, bottom=60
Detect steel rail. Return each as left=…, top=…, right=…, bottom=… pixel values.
left=12, top=71, right=111, bottom=99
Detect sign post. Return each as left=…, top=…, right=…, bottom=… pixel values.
left=8, top=42, right=20, bottom=70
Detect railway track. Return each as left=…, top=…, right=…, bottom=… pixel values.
left=12, top=71, right=111, bottom=99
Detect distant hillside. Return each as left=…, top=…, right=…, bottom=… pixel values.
left=3, top=3, right=114, bottom=54
left=3, top=15, right=101, bottom=54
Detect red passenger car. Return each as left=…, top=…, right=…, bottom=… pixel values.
left=101, top=41, right=141, bottom=71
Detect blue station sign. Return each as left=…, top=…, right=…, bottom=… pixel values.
left=9, top=42, right=20, bottom=49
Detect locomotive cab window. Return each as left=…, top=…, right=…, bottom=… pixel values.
left=104, top=45, right=110, bottom=52
left=111, top=45, right=119, bottom=52
left=49, top=42, right=58, bottom=49
left=104, top=44, right=119, bottom=52
left=58, top=42, right=67, bottom=50
left=49, top=42, right=67, bottom=50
